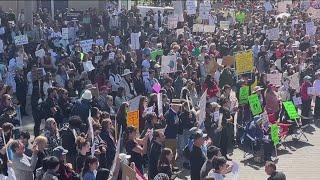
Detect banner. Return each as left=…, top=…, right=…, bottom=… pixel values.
left=266, top=27, right=280, bottom=40
left=186, top=0, right=197, bottom=15
left=161, top=55, right=177, bottom=74
left=127, top=110, right=139, bottom=130
left=203, top=25, right=215, bottom=32
left=220, top=21, right=230, bottom=30
left=130, top=33, right=140, bottom=50
left=248, top=94, right=263, bottom=116
left=199, top=1, right=211, bottom=20
left=267, top=73, right=282, bottom=87
left=270, top=124, right=280, bottom=146
left=235, top=50, right=253, bottom=74
left=239, top=86, right=249, bottom=105
left=14, top=35, right=28, bottom=45
left=283, top=101, right=299, bottom=120
left=306, top=21, right=316, bottom=35
left=80, top=39, right=93, bottom=53
left=193, top=24, right=204, bottom=32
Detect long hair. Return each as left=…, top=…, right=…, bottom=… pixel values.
left=157, top=148, right=172, bottom=170
left=124, top=125, right=137, bottom=143
left=82, top=156, right=98, bottom=177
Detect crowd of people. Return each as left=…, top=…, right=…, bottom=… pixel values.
left=3, top=0, right=320, bottom=179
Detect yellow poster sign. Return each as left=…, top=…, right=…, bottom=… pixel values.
left=235, top=50, right=253, bottom=74
left=127, top=110, right=139, bottom=130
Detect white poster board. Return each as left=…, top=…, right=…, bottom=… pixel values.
left=80, top=39, right=94, bottom=53
left=128, top=95, right=142, bottom=112
left=198, top=90, right=207, bottom=128
left=168, top=16, right=178, bottom=29
left=200, top=1, right=211, bottom=20
left=130, top=33, right=140, bottom=50
left=193, top=24, right=204, bottom=32
left=173, top=0, right=184, bottom=22
left=62, top=28, right=69, bottom=40
left=161, top=55, right=177, bottom=74
left=203, top=25, right=216, bottom=32
left=14, top=35, right=28, bottom=45
left=267, top=73, right=282, bottom=87
left=95, top=39, right=104, bottom=46
left=287, top=72, right=300, bottom=91
left=186, top=0, right=197, bottom=15
left=220, top=21, right=230, bottom=30
left=266, top=27, right=280, bottom=40
left=83, top=61, right=95, bottom=72
left=35, top=49, right=46, bottom=58
left=306, top=21, right=316, bottom=35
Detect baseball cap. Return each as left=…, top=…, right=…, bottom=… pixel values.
left=52, top=146, right=68, bottom=158
left=194, top=129, right=207, bottom=139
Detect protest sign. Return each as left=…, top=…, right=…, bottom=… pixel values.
left=0, top=27, right=4, bottom=35
left=292, top=96, right=302, bottom=106
left=248, top=94, right=263, bottom=116
left=270, top=124, right=280, bottom=146
left=283, top=101, right=299, bottom=120
left=80, top=39, right=93, bottom=53
left=222, top=56, right=235, bottom=67
left=193, top=24, right=204, bottom=32
left=114, top=36, right=121, bottom=46
left=220, top=21, right=230, bottom=30
left=267, top=73, right=282, bottom=87
left=198, top=90, right=207, bottom=128
left=199, top=1, right=211, bottom=20
left=287, top=72, right=300, bottom=91
left=14, top=35, right=28, bottom=45
left=150, top=49, right=163, bottom=60
left=266, top=28, right=280, bottom=40
left=82, top=16, right=91, bottom=24
left=83, top=61, right=95, bottom=72
left=95, top=39, right=104, bottom=47
left=94, top=55, right=102, bottom=64
left=168, top=16, right=178, bottom=29
left=307, top=7, right=320, bottom=19
left=157, top=93, right=163, bottom=117
left=176, top=28, right=184, bottom=37
left=264, top=1, right=273, bottom=11
left=235, top=11, right=246, bottom=24
left=66, top=11, right=83, bottom=21
left=306, top=21, right=316, bottom=35
left=121, top=163, right=136, bottom=180
left=173, top=0, right=184, bottom=22
left=186, top=0, right=197, bottom=15
left=61, top=28, right=69, bottom=39
left=277, top=1, right=292, bottom=13
left=239, top=86, right=249, bottom=105
left=127, top=110, right=139, bottom=130
left=235, top=50, right=253, bottom=74
left=275, top=59, right=282, bottom=70
left=35, top=49, right=45, bottom=58
left=307, top=87, right=316, bottom=96
left=300, top=1, right=310, bottom=10
left=128, top=95, right=141, bottom=112
left=130, top=33, right=140, bottom=50
left=203, top=25, right=215, bottom=33
left=161, top=55, right=177, bottom=74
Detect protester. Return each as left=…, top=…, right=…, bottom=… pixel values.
left=265, top=161, right=286, bottom=180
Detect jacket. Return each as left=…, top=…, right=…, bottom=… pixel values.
left=164, top=108, right=179, bottom=139
left=42, top=170, right=59, bottom=180
left=12, top=153, right=38, bottom=180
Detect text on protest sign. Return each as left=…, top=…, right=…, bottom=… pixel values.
left=14, top=35, right=28, bottom=45
left=235, top=50, right=254, bottom=74
left=127, top=110, right=139, bottom=130
left=186, top=0, right=197, bottom=15
left=83, top=61, right=95, bottom=72
left=283, top=101, right=299, bottom=120
left=199, top=1, right=212, bottom=20
left=248, top=94, right=263, bottom=116
left=239, top=86, right=249, bottom=105
left=270, top=124, right=280, bottom=146
left=220, top=21, right=230, bottom=30
left=130, top=33, right=140, bottom=50
left=80, top=39, right=94, bottom=53
left=266, top=73, right=282, bottom=87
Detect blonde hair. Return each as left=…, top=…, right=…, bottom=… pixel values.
left=34, top=135, right=48, bottom=149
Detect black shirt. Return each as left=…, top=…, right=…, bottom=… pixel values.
left=125, top=140, right=144, bottom=173
left=148, top=141, right=163, bottom=179
left=190, top=145, right=206, bottom=180
left=268, top=171, right=286, bottom=180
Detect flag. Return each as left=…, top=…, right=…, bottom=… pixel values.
left=88, top=110, right=95, bottom=156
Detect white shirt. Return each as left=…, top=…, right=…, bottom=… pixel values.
left=208, top=170, right=224, bottom=180
left=313, top=79, right=320, bottom=96
left=109, top=73, right=121, bottom=92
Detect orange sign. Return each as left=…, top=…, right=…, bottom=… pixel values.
left=127, top=110, right=139, bottom=130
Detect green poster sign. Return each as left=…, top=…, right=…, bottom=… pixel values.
left=239, top=86, right=249, bottom=105
left=270, top=124, right=280, bottom=146
left=248, top=94, right=263, bottom=116
left=151, top=49, right=164, bottom=61
left=283, top=101, right=299, bottom=120
left=236, top=12, right=246, bottom=24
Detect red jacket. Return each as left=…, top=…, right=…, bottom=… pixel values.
left=202, top=82, right=220, bottom=98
